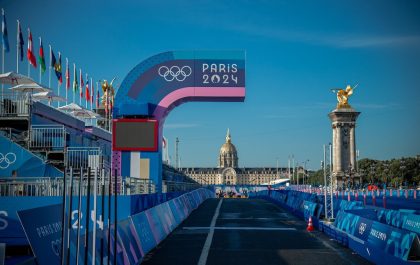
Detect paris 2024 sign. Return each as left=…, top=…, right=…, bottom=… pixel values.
left=114, top=50, right=246, bottom=120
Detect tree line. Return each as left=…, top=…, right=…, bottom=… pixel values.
left=306, top=156, right=420, bottom=188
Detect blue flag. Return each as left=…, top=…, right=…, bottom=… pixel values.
left=2, top=9, right=10, bottom=52
left=18, top=20, right=24, bottom=61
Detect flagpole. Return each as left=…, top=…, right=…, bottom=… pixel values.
left=96, top=81, right=99, bottom=127
left=85, top=73, right=88, bottom=109
left=48, top=45, right=51, bottom=88
left=1, top=9, right=4, bottom=75
left=57, top=52, right=61, bottom=107
left=39, top=37, right=41, bottom=84
left=66, top=58, right=68, bottom=104
left=2, top=9, right=4, bottom=97
left=16, top=20, right=19, bottom=73
left=73, top=63, right=75, bottom=103
left=90, top=77, right=93, bottom=111
left=79, top=68, right=81, bottom=106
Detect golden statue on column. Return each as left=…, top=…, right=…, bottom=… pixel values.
left=331, top=84, right=358, bottom=109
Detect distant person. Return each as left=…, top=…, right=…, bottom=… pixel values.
left=11, top=170, right=23, bottom=196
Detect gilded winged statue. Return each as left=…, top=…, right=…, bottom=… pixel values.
left=331, top=84, right=357, bottom=108
left=100, top=77, right=116, bottom=110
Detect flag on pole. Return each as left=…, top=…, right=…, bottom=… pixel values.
left=90, top=78, right=94, bottom=106
left=79, top=69, right=84, bottom=98
left=2, top=9, right=9, bottom=52
left=38, top=38, right=46, bottom=73
left=96, top=89, right=100, bottom=108
left=85, top=79, right=91, bottom=102
left=50, top=48, right=56, bottom=69
left=73, top=64, right=78, bottom=92
left=52, top=51, right=62, bottom=83
left=65, top=58, right=70, bottom=89
left=27, top=29, right=37, bottom=67
left=17, top=20, right=24, bottom=61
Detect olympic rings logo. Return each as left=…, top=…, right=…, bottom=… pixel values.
left=158, top=65, right=192, bottom=82
left=0, top=152, right=16, bottom=169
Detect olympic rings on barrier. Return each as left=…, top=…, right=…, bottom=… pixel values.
left=158, top=65, right=192, bottom=82
left=0, top=152, right=17, bottom=169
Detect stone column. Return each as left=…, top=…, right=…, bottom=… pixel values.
left=328, top=108, right=361, bottom=186
left=349, top=124, right=356, bottom=171
left=335, top=123, right=342, bottom=174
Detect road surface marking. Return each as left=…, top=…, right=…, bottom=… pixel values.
left=197, top=198, right=223, bottom=265
left=184, top=226, right=296, bottom=231
left=218, top=217, right=288, bottom=220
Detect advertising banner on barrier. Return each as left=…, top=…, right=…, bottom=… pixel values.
left=17, top=204, right=64, bottom=265
left=402, top=213, right=420, bottom=235
left=116, top=218, right=143, bottom=264
left=131, top=212, right=157, bottom=255
left=367, top=220, right=417, bottom=260
left=303, top=201, right=317, bottom=220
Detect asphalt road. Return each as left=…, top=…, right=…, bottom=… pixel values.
left=142, top=198, right=372, bottom=265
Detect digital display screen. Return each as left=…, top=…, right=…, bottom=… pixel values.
left=113, top=119, right=158, bottom=151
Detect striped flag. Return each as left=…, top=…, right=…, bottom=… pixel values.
left=73, top=64, right=78, bottom=92
left=65, top=58, right=70, bottom=89
left=27, top=29, right=37, bottom=67
left=38, top=38, right=46, bottom=73
left=85, top=78, right=91, bottom=102
left=55, top=52, right=62, bottom=84
left=79, top=69, right=84, bottom=98
left=17, top=20, right=24, bottom=61
left=2, top=9, right=9, bottom=52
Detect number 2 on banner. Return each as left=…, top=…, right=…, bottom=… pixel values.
left=71, top=210, right=83, bottom=229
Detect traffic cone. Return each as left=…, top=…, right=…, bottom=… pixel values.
left=307, top=216, right=314, bottom=232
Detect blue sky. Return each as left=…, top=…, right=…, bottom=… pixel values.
left=2, top=0, right=420, bottom=170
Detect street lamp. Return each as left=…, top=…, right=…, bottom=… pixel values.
left=370, top=165, right=375, bottom=185
left=383, top=162, right=389, bottom=189
left=346, top=163, right=356, bottom=190
left=400, top=159, right=406, bottom=189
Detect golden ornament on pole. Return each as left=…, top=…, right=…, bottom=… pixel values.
left=100, top=77, right=116, bottom=110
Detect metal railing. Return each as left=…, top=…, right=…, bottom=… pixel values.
left=66, top=147, right=102, bottom=169
left=0, top=173, right=156, bottom=197
left=124, top=177, right=156, bottom=194
left=0, top=92, right=30, bottom=116
left=29, top=125, right=66, bottom=149
left=162, top=180, right=201, bottom=193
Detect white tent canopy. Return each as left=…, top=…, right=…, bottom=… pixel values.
left=0, top=71, right=36, bottom=85
left=9, top=83, right=52, bottom=93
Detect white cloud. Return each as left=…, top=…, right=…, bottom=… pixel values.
left=164, top=123, right=200, bottom=129
left=228, top=24, right=420, bottom=49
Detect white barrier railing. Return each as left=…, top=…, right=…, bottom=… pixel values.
left=0, top=174, right=156, bottom=197
left=66, top=147, right=102, bottom=169
left=0, top=92, right=30, bottom=116
left=29, top=125, right=66, bottom=149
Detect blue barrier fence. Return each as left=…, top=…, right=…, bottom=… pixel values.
left=251, top=189, right=420, bottom=264
left=0, top=190, right=191, bottom=246
left=16, top=188, right=214, bottom=264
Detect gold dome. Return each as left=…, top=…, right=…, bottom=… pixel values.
left=220, top=142, right=237, bottom=154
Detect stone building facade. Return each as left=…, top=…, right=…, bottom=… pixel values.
left=180, top=129, right=291, bottom=185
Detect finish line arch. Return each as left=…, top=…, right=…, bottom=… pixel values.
left=112, top=51, right=246, bottom=192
